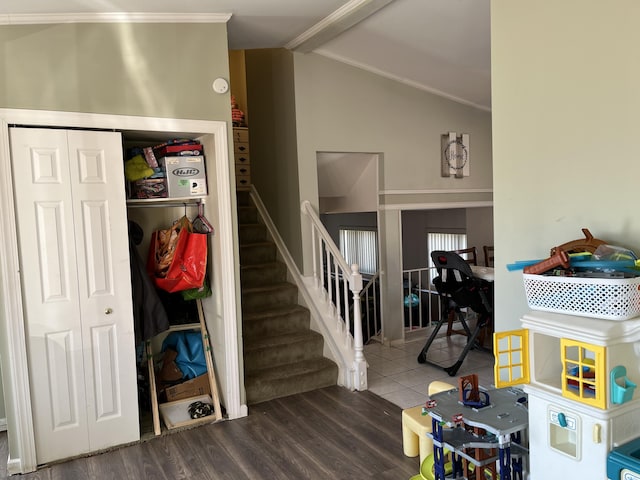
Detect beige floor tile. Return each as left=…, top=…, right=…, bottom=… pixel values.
left=365, top=328, right=495, bottom=409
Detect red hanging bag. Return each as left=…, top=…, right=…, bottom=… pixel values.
left=148, top=216, right=207, bottom=293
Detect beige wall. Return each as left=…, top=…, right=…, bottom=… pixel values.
left=291, top=52, right=493, bottom=341
left=491, top=0, right=640, bottom=331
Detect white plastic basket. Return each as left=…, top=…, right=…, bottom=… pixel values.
left=523, top=273, right=640, bottom=320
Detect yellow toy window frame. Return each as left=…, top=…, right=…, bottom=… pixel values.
left=561, top=338, right=606, bottom=409
left=494, top=329, right=530, bottom=387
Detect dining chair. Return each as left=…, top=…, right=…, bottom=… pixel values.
left=483, top=245, right=494, bottom=267
left=452, top=246, right=478, bottom=266
left=447, top=247, right=478, bottom=337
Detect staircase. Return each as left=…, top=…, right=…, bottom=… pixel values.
left=237, top=190, right=338, bottom=404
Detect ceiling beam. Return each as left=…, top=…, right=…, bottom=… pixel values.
left=285, top=0, right=396, bottom=53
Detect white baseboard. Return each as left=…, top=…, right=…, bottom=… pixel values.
left=7, top=456, right=23, bottom=476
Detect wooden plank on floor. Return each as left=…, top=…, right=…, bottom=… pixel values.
left=4, top=386, right=419, bottom=480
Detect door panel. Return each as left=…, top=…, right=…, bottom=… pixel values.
left=67, top=129, right=139, bottom=451
left=90, top=324, right=119, bottom=419
left=81, top=200, right=112, bottom=296
left=45, top=330, right=81, bottom=428
left=11, top=128, right=89, bottom=463
left=35, top=201, right=71, bottom=301
left=10, top=127, right=139, bottom=464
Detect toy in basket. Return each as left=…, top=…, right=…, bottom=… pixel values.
left=523, top=273, right=640, bottom=320
left=505, top=228, right=640, bottom=320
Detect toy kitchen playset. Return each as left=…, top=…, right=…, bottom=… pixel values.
left=498, top=229, right=640, bottom=480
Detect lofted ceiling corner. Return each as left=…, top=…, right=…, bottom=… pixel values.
left=0, top=0, right=491, bottom=111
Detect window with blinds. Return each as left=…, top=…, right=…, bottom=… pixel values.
left=339, top=228, right=378, bottom=275
left=427, top=232, right=467, bottom=272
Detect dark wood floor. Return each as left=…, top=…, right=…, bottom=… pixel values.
left=0, top=386, right=419, bottom=479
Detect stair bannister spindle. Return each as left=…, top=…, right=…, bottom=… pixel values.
left=325, top=242, right=332, bottom=304
left=342, top=269, right=350, bottom=340
left=311, top=223, right=319, bottom=287
left=334, top=256, right=342, bottom=321
left=317, top=233, right=324, bottom=290
left=350, top=264, right=367, bottom=390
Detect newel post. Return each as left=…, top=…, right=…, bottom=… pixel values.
left=350, top=264, right=368, bottom=390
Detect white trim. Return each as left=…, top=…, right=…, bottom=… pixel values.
left=0, top=118, right=37, bottom=474
left=0, top=108, right=242, bottom=471
left=380, top=188, right=493, bottom=195
left=0, top=12, right=232, bottom=25
left=380, top=201, right=493, bottom=211
left=315, top=49, right=492, bottom=112
left=208, top=123, right=246, bottom=421
left=6, top=458, right=22, bottom=476
left=375, top=154, right=386, bottom=345
left=285, top=0, right=394, bottom=52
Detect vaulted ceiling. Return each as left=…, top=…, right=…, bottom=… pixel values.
left=0, top=0, right=491, bottom=111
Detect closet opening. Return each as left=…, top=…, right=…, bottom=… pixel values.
left=122, top=131, right=223, bottom=440
left=0, top=110, right=242, bottom=474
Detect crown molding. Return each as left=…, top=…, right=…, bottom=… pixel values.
left=285, top=0, right=395, bottom=52
left=0, top=12, right=232, bottom=25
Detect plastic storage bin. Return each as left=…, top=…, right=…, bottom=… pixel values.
left=607, top=437, right=640, bottom=480
left=523, top=274, right=640, bottom=320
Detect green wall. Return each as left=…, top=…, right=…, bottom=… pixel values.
left=0, top=23, right=231, bottom=120
left=0, top=21, right=233, bottom=467
left=492, top=0, right=640, bottom=331
left=244, top=48, right=302, bottom=266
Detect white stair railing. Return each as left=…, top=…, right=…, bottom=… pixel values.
left=402, top=266, right=439, bottom=331
left=301, top=200, right=367, bottom=391
left=361, top=272, right=382, bottom=343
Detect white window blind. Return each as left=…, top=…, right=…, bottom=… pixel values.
left=427, top=232, right=467, bottom=274
left=339, top=228, right=378, bottom=275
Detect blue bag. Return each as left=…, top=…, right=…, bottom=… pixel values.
left=162, top=331, right=207, bottom=379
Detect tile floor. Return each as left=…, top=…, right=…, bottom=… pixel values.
left=364, top=327, right=495, bottom=409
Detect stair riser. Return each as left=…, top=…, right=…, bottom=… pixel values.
left=239, top=224, right=267, bottom=244
left=241, top=263, right=287, bottom=288
left=245, top=364, right=338, bottom=404
left=243, top=310, right=310, bottom=338
left=240, top=243, right=277, bottom=265
left=244, top=336, right=325, bottom=372
left=238, top=206, right=258, bottom=224
left=237, top=192, right=339, bottom=406
left=236, top=190, right=251, bottom=207
left=242, top=286, right=298, bottom=312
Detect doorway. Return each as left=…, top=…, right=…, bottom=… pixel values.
left=316, top=151, right=382, bottom=344
left=400, top=206, right=494, bottom=339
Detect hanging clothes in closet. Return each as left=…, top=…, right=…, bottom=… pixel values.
left=128, top=220, right=169, bottom=342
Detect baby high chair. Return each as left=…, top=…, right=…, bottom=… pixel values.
left=417, top=250, right=493, bottom=376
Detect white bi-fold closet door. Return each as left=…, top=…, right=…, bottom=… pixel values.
left=10, top=127, right=139, bottom=465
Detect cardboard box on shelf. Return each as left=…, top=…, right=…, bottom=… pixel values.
left=165, top=374, right=210, bottom=402
left=158, top=155, right=208, bottom=198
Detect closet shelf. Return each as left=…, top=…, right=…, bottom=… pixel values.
left=127, top=197, right=206, bottom=208
left=166, top=322, right=201, bottom=332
